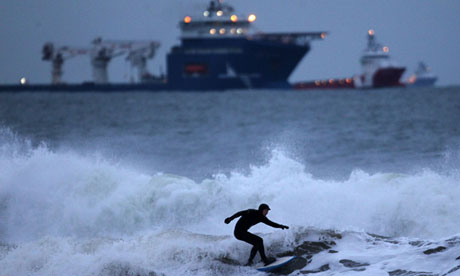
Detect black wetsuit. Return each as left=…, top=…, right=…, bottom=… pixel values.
left=227, top=209, right=285, bottom=263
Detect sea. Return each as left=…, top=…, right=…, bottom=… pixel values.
left=0, top=86, right=459, bottom=276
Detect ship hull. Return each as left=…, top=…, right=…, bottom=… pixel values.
left=409, top=77, right=437, bottom=87
left=372, top=67, right=405, bottom=88
left=0, top=82, right=168, bottom=93
left=293, top=78, right=355, bottom=89
left=167, top=37, right=310, bottom=90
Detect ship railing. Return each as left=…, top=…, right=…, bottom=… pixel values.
left=248, top=32, right=327, bottom=46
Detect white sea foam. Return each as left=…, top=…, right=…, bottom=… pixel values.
left=1, top=131, right=460, bottom=242
left=2, top=130, right=460, bottom=275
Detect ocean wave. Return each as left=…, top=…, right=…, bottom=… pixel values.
left=1, top=129, right=460, bottom=243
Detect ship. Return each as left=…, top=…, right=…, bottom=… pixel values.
left=294, top=29, right=406, bottom=90
left=0, top=0, right=326, bottom=92
left=407, top=62, right=437, bottom=87
left=354, top=30, right=405, bottom=88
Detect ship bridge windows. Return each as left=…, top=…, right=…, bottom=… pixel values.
left=208, top=27, right=245, bottom=36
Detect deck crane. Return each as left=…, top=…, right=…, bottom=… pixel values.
left=42, top=43, right=88, bottom=84
left=125, top=41, right=160, bottom=82
left=42, top=38, right=161, bottom=84
left=90, top=37, right=129, bottom=84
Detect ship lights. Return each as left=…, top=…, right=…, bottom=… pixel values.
left=368, top=29, right=375, bottom=36
left=219, top=28, right=226, bottom=34
left=321, top=33, right=326, bottom=39
left=231, top=15, right=238, bottom=22
left=383, top=46, right=389, bottom=52
left=216, top=10, right=223, bottom=17
left=248, top=14, right=256, bottom=22
left=210, top=28, right=217, bottom=35
left=236, top=28, right=244, bottom=34
left=230, top=28, right=236, bottom=34
left=20, top=77, right=27, bottom=85
left=203, top=11, right=210, bottom=17
left=184, top=16, right=191, bottom=23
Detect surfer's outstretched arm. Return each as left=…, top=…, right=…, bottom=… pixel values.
left=262, top=217, right=289, bottom=229
left=224, top=210, right=247, bottom=224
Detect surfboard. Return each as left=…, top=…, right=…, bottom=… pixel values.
left=256, top=256, right=296, bottom=272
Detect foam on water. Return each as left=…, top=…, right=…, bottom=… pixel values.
left=1, top=129, right=460, bottom=275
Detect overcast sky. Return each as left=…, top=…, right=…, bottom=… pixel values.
left=1, top=0, right=459, bottom=85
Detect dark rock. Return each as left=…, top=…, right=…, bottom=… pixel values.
left=446, top=237, right=460, bottom=247
left=99, top=262, right=164, bottom=276
left=389, top=269, right=436, bottom=276
left=445, top=265, right=460, bottom=275
left=300, top=264, right=330, bottom=274
left=368, top=233, right=399, bottom=244
left=409, top=241, right=425, bottom=247
left=275, top=257, right=309, bottom=275
left=339, top=259, right=369, bottom=268
left=328, top=250, right=338, bottom=254
left=423, top=246, right=447, bottom=255
left=456, top=256, right=460, bottom=260
left=286, top=241, right=334, bottom=256
left=216, top=256, right=240, bottom=266
left=321, top=230, right=342, bottom=240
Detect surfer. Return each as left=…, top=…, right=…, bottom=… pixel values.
left=224, top=203, right=289, bottom=266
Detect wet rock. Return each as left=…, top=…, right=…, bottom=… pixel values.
left=456, top=256, right=460, bottom=260
left=423, top=246, right=447, bottom=255
left=286, top=241, right=335, bottom=256
left=389, top=269, right=436, bottom=276
left=445, top=265, right=460, bottom=275
left=300, top=264, right=330, bottom=274
left=368, top=233, right=399, bottom=244
left=321, top=230, right=342, bottom=240
left=99, top=262, right=164, bottom=276
left=328, top=250, right=338, bottom=254
left=446, top=237, right=460, bottom=247
left=409, top=241, right=425, bottom=247
left=216, top=256, right=240, bottom=266
left=339, top=259, right=369, bottom=268
left=275, top=257, right=309, bottom=275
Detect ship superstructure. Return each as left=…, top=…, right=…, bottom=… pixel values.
left=408, top=62, right=437, bottom=87
left=167, top=0, right=326, bottom=90
left=356, top=30, right=405, bottom=88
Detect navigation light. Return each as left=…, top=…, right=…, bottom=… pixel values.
left=231, top=15, right=238, bottom=22
left=184, top=16, right=191, bottom=23
left=248, top=14, right=256, bottom=22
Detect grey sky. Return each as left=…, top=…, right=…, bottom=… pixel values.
left=1, top=0, right=459, bottom=85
